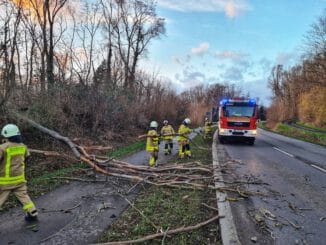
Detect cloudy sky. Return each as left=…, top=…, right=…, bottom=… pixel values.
left=140, top=0, right=325, bottom=105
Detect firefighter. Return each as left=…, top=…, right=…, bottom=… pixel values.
left=177, top=118, right=192, bottom=159
left=0, top=124, right=38, bottom=222
left=146, top=121, right=159, bottom=167
left=160, top=120, right=175, bottom=155
left=204, top=117, right=213, bottom=139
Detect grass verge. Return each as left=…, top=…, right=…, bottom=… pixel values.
left=97, top=135, right=221, bottom=245
left=295, top=122, right=326, bottom=133
left=259, top=121, right=326, bottom=146
left=275, top=123, right=326, bottom=146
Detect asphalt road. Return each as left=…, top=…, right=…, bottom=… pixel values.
left=222, top=128, right=326, bottom=245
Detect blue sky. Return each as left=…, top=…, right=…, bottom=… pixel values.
left=140, top=0, right=325, bottom=105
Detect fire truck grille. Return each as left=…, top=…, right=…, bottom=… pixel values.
left=232, top=131, right=244, bottom=135
left=227, top=121, right=250, bottom=127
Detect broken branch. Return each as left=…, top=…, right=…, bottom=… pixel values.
left=95, top=215, right=220, bottom=245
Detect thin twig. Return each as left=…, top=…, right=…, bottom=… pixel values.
left=201, top=203, right=218, bottom=212
left=117, top=193, right=160, bottom=231
left=42, top=202, right=82, bottom=213
left=49, top=176, right=107, bottom=183
left=161, top=227, right=170, bottom=245
left=284, top=218, right=302, bottom=230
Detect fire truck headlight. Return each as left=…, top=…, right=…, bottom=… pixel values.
left=252, top=130, right=257, bottom=135
left=220, top=129, right=225, bottom=133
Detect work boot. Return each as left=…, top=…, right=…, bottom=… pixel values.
left=25, top=210, right=38, bottom=222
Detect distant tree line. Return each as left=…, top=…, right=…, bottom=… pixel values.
left=0, top=0, right=237, bottom=139
left=267, top=10, right=326, bottom=128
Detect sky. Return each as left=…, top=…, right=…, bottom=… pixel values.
left=140, top=0, right=325, bottom=105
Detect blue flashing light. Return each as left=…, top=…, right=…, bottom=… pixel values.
left=220, top=98, right=229, bottom=105
left=249, top=99, right=256, bottom=104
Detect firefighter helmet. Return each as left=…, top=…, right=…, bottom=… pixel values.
left=1, top=124, right=21, bottom=138
left=183, top=118, right=191, bottom=125
left=150, top=121, right=158, bottom=128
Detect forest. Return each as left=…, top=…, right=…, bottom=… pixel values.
left=0, top=0, right=325, bottom=142
left=267, top=10, right=326, bottom=128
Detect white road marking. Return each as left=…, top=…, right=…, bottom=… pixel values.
left=273, top=147, right=294, bottom=158
left=311, top=164, right=326, bottom=173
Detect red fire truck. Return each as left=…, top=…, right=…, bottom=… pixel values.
left=218, top=97, right=258, bottom=145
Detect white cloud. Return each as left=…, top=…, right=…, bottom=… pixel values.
left=224, top=0, right=246, bottom=18
left=259, top=58, right=272, bottom=75
left=174, top=68, right=207, bottom=90
left=173, top=55, right=191, bottom=65
left=241, top=79, right=271, bottom=106
left=191, top=42, right=210, bottom=56
left=214, top=50, right=247, bottom=60
left=157, top=0, right=251, bottom=18
left=275, top=52, right=296, bottom=66
left=222, top=67, right=244, bottom=81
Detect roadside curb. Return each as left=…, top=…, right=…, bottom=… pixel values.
left=212, top=130, right=241, bottom=245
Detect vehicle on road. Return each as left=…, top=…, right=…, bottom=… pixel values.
left=218, top=97, right=258, bottom=145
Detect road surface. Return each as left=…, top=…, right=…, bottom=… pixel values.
left=221, top=128, right=326, bottom=245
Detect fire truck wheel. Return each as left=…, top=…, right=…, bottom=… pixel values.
left=248, top=139, right=255, bottom=145
left=218, top=136, right=225, bottom=144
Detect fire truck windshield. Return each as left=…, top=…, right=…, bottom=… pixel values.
left=224, top=105, right=255, bottom=117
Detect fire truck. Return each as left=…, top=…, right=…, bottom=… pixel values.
left=218, top=97, right=258, bottom=145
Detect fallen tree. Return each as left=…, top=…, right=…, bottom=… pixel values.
left=15, top=113, right=214, bottom=189
left=16, top=113, right=263, bottom=197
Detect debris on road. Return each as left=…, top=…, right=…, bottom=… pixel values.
left=250, top=236, right=258, bottom=243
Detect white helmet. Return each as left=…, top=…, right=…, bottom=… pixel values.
left=183, top=118, right=191, bottom=125
left=150, top=121, right=158, bottom=128
left=163, top=120, right=168, bottom=125
left=1, top=124, right=21, bottom=138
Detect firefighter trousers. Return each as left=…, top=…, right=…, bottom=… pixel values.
left=0, top=183, right=37, bottom=214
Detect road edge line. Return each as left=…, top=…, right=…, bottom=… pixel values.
left=212, top=130, right=241, bottom=245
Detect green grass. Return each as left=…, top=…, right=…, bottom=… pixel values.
left=296, top=122, right=326, bottom=133
left=275, top=123, right=326, bottom=146
left=98, top=135, right=221, bottom=245
left=107, top=140, right=146, bottom=158
left=258, top=121, right=267, bottom=130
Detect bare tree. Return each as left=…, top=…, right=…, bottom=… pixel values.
left=0, top=1, right=23, bottom=107
left=26, top=0, right=68, bottom=91
left=106, top=0, right=165, bottom=90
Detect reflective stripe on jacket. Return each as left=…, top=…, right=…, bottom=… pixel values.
left=178, top=124, right=191, bottom=143
left=146, top=130, right=159, bottom=152
left=0, top=143, right=27, bottom=186
left=204, top=121, right=213, bottom=132
left=161, top=125, right=175, bottom=140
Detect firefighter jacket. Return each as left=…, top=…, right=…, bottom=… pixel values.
left=146, top=129, right=159, bottom=152
left=160, top=125, right=175, bottom=140
left=0, top=142, right=30, bottom=188
left=178, top=124, right=191, bottom=144
left=204, top=121, right=213, bottom=133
